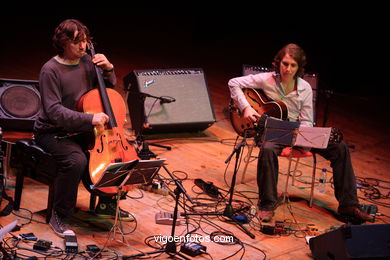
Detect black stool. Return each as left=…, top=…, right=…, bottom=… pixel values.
left=12, top=138, right=96, bottom=223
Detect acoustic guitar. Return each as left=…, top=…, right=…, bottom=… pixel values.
left=229, top=88, right=343, bottom=144
left=229, top=88, right=288, bottom=138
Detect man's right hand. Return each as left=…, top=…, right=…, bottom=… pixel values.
left=92, top=112, right=109, bottom=126
left=242, top=106, right=261, bottom=127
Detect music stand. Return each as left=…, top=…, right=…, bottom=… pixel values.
left=92, top=159, right=166, bottom=241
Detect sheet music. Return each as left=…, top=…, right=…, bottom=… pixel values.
left=293, top=127, right=331, bottom=149
left=261, top=117, right=331, bottom=149
left=92, top=158, right=166, bottom=189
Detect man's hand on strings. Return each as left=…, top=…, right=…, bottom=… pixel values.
left=92, top=112, right=110, bottom=126
left=92, top=53, right=113, bottom=71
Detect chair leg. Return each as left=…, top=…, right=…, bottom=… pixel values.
left=46, top=182, right=55, bottom=223
left=282, top=152, right=294, bottom=203
left=13, top=168, right=25, bottom=210
left=291, top=158, right=300, bottom=186
left=309, top=153, right=317, bottom=208
left=240, top=139, right=255, bottom=184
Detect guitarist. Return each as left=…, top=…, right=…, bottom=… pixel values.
left=228, top=43, right=373, bottom=223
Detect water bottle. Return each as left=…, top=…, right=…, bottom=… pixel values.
left=318, top=168, right=327, bottom=193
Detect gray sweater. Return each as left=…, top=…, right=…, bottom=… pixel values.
left=34, top=55, right=116, bottom=134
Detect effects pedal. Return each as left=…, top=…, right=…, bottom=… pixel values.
left=360, top=204, right=377, bottom=222
left=274, top=221, right=285, bottom=234
left=260, top=225, right=275, bottom=235
left=33, top=240, right=52, bottom=251
left=155, top=211, right=182, bottom=225
left=86, top=244, right=101, bottom=258
left=180, top=242, right=207, bottom=257
left=64, top=234, right=78, bottom=253
left=306, top=223, right=320, bottom=236
left=20, top=232, right=38, bottom=241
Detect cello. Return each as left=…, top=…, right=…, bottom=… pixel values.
left=78, top=42, right=139, bottom=195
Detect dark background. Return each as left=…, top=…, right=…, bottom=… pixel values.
left=0, top=7, right=384, bottom=94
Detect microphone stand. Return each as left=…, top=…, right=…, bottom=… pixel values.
left=123, top=165, right=193, bottom=260
left=182, top=137, right=256, bottom=239
left=134, top=93, right=172, bottom=160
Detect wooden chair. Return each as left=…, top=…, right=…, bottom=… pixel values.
left=279, top=147, right=317, bottom=207
left=240, top=142, right=317, bottom=207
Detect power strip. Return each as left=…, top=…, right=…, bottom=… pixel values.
left=139, top=183, right=169, bottom=196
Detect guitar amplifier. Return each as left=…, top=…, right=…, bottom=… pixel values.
left=124, top=68, right=215, bottom=134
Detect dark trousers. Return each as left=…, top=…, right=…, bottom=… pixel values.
left=35, top=133, right=87, bottom=217
left=257, top=141, right=359, bottom=210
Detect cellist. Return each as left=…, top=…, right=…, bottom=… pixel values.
left=34, top=19, right=134, bottom=238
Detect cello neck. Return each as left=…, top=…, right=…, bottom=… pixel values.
left=88, top=42, right=117, bottom=128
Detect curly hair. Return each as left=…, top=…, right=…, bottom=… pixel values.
left=272, top=43, right=307, bottom=78
left=52, top=19, right=91, bottom=56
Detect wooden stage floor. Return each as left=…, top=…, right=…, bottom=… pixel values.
left=1, top=27, right=389, bottom=259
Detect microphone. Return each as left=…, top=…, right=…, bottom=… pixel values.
left=143, top=79, right=155, bottom=88
left=159, top=96, right=176, bottom=104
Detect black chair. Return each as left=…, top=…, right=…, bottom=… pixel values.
left=12, top=138, right=96, bottom=223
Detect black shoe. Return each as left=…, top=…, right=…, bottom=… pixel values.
left=257, top=208, right=274, bottom=222
left=95, top=202, right=135, bottom=222
left=337, top=206, right=375, bottom=224
left=49, top=210, right=75, bottom=238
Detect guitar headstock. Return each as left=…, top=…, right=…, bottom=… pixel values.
left=330, top=127, right=343, bottom=144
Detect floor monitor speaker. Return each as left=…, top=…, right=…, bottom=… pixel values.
left=309, top=224, right=390, bottom=260
left=0, top=78, right=40, bottom=131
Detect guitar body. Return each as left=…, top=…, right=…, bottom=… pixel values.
left=229, top=88, right=288, bottom=137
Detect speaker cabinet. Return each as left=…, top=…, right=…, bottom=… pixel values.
left=0, top=78, right=40, bottom=131
left=242, top=64, right=319, bottom=125
left=309, top=224, right=390, bottom=260
left=124, top=68, right=215, bottom=134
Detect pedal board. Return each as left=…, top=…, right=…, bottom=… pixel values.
left=155, top=212, right=182, bottom=226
